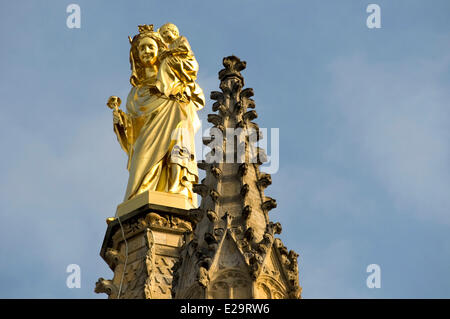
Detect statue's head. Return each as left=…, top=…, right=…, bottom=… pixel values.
left=159, top=23, right=179, bottom=44
left=137, top=36, right=158, bottom=66
left=129, top=24, right=166, bottom=86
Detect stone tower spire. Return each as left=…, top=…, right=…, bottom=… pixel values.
left=172, top=56, right=301, bottom=299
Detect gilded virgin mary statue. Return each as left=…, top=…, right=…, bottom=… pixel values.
left=108, top=24, right=204, bottom=208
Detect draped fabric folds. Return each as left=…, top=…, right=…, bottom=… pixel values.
left=114, top=85, right=203, bottom=205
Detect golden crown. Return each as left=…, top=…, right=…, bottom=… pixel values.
left=128, top=24, right=156, bottom=44
left=138, top=24, right=154, bottom=34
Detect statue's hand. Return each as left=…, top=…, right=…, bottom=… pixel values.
left=107, top=96, right=124, bottom=126
left=112, top=109, right=123, bottom=126
left=158, top=49, right=171, bottom=61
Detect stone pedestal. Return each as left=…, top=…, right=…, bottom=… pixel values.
left=95, top=202, right=194, bottom=299
left=116, top=190, right=196, bottom=218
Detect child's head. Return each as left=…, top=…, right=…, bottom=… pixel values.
left=159, top=23, right=179, bottom=44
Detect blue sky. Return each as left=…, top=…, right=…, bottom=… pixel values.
left=0, top=0, right=449, bottom=298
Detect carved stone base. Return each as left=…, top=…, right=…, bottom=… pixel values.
left=96, top=203, right=194, bottom=299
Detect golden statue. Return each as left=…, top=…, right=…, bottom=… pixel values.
left=108, top=24, right=204, bottom=207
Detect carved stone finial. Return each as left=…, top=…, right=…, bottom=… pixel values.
left=218, top=55, right=247, bottom=83
left=95, top=278, right=118, bottom=297
left=104, top=248, right=123, bottom=270
left=193, top=183, right=209, bottom=197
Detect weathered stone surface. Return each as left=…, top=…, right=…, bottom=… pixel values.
left=171, top=56, right=302, bottom=299
left=96, top=205, right=193, bottom=299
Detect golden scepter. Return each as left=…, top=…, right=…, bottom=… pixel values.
left=107, top=96, right=123, bottom=126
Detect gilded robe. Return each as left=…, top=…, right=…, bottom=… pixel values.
left=114, top=52, right=204, bottom=205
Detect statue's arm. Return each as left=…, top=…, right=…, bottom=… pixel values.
left=158, top=37, right=191, bottom=62
left=113, top=110, right=132, bottom=154
left=170, top=36, right=191, bottom=56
